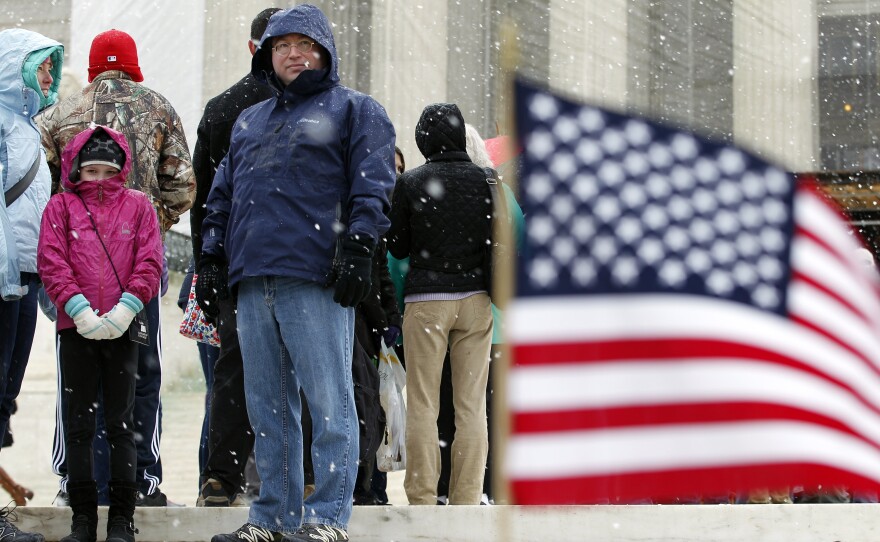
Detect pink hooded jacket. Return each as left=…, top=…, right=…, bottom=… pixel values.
left=37, top=125, right=162, bottom=331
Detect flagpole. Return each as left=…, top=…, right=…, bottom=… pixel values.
left=494, top=14, right=519, bottom=542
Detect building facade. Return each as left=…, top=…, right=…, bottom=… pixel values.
left=2, top=1, right=876, bottom=178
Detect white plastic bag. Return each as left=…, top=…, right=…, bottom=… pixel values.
left=377, top=339, right=407, bottom=472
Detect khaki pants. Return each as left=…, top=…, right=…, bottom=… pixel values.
left=403, top=295, right=493, bottom=505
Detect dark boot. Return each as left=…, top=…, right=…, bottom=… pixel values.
left=106, top=481, right=138, bottom=542
left=60, top=481, right=98, bottom=542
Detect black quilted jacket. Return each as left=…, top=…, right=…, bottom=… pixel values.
left=386, top=103, right=492, bottom=296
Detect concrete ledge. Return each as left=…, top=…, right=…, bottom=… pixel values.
left=12, top=504, right=880, bottom=542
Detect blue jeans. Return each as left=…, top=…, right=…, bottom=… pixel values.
left=237, top=277, right=356, bottom=532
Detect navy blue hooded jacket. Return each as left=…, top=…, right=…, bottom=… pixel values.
left=201, top=4, right=396, bottom=287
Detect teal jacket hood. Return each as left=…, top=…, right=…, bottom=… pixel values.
left=0, top=29, right=63, bottom=117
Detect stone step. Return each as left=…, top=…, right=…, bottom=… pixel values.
left=12, top=503, right=880, bottom=542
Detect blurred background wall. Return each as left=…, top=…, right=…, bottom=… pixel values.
left=4, top=0, right=879, bottom=249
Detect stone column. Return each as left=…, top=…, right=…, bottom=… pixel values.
left=201, top=0, right=269, bottom=106
left=370, top=0, right=450, bottom=164
left=626, top=0, right=734, bottom=141
left=550, top=0, right=629, bottom=111
left=733, top=0, right=819, bottom=170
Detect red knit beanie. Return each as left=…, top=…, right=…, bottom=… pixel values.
left=88, top=29, right=144, bottom=83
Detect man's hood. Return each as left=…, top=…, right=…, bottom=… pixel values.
left=61, top=125, right=133, bottom=192
left=251, top=4, right=340, bottom=96
left=0, top=29, right=63, bottom=117
left=415, top=103, right=470, bottom=161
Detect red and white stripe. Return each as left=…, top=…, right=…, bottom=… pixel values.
left=506, top=184, right=880, bottom=504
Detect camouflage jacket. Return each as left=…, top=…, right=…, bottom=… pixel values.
left=39, top=71, right=194, bottom=234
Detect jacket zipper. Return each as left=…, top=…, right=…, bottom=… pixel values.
left=97, top=185, right=105, bottom=309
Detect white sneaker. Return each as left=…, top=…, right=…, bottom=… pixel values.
left=53, top=490, right=69, bottom=507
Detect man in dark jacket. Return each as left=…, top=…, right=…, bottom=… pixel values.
left=352, top=237, right=401, bottom=505
left=386, top=103, right=494, bottom=506
left=190, top=6, right=281, bottom=509
left=199, top=5, right=396, bottom=542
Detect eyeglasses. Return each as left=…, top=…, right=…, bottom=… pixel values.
left=271, top=40, right=315, bottom=56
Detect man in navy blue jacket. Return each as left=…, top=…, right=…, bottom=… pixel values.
left=198, top=5, right=396, bottom=542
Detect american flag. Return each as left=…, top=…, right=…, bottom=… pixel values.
left=506, top=76, right=880, bottom=505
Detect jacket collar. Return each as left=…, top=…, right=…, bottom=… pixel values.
left=71, top=176, right=126, bottom=206
left=91, top=70, right=135, bottom=84
left=426, top=151, right=471, bottom=163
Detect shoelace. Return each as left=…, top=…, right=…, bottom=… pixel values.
left=0, top=505, right=24, bottom=538
left=298, top=525, right=347, bottom=542
left=109, top=519, right=139, bottom=535
left=0, top=502, right=21, bottom=526
left=235, top=524, right=276, bottom=542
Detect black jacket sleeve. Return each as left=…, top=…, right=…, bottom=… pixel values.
left=190, top=113, right=212, bottom=268
left=386, top=177, right=410, bottom=260
left=355, top=238, right=401, bottom=356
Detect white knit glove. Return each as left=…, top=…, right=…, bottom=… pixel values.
left=73, top=309, right=112, bottom=340
left=103, top=303, right=137, bottom=339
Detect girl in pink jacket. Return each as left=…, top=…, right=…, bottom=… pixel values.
left=37, top=125, right=161, bottom=542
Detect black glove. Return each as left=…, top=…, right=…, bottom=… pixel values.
left=332, top=236, right=375, bottom=308
left=195, top=255, right=228, bottom=323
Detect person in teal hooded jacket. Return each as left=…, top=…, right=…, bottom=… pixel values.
left=0, top=27, right=62, bottom=542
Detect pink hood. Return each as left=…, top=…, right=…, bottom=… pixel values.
left=60, top=125, right=133, bottom=193
left=38, top=125, right=162, bottom=331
